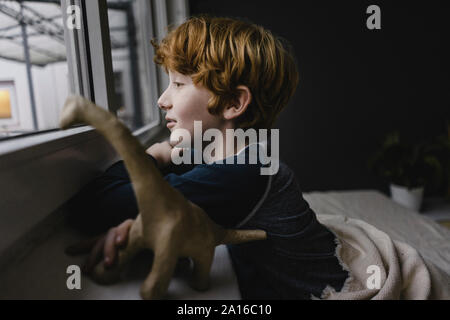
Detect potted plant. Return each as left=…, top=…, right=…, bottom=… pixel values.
left=368, top=132, right=450, bottom=211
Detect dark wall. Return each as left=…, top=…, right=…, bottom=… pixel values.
left=189, top=0, right=450, bottom=193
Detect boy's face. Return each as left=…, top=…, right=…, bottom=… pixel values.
left=158, top=70, right=224, bottom=137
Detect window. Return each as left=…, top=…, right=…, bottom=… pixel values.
left=0, top=0, right=70, bottom=140
left=0, top=0, right=188, bottom=257
left=0, top=0, right=176, bottom=141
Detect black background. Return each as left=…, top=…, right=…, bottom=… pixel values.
left=189, top=0, right=450, bottom=195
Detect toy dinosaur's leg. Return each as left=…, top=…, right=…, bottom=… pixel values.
left=190, top=249, right=214, bottom=291
left=140, top=236, right=179, bottom=300
left=90, top=215, right=144, bottom=284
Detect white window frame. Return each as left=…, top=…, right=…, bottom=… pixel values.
left=0, top=0, right=189, bottom=257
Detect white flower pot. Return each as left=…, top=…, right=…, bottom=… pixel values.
left=389, top=184, right=424, bottom=212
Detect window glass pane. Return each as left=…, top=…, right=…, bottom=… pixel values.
left=107, top=0, right=157, bottom=131
left=0, top=0, right=70, bottom=140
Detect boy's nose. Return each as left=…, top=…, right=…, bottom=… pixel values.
left=157, top=97, right=171, bottom=111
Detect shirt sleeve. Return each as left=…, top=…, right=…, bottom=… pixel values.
left=67, top=150, right=269, bottom=234
left=66, top=154, right=162, bottom=234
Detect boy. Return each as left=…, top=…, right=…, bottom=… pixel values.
left=67, top=16, right=349, bottom=299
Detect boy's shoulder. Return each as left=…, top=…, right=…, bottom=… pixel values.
left=163, top=144, right=273, bottom=202
left=190, top=142, right=274, bottom=176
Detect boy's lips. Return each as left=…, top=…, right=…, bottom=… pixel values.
left=165, top=117, right=177, bottom=128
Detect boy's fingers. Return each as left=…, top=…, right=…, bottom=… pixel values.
left=116, top=219, right=134, bottom=246
left=103, top=228, right=117, bottom=267
left=172, top=147, right=184, bottom=157
left=103, top=219, right=134, bottom=267
left=83, top=236, right=106, bottom=274
left=169, top=136, right=183, bottom=147
left=65, top=235, right=102, bottom=256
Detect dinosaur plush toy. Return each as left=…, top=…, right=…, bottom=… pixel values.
left=59, top=95, right=267, bottom=299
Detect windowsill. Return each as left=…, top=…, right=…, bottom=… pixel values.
left=0, top=126, right=97, bottom=169
left=0, top=126, right=93, bottom=155
left=0, top=119, right=164, bottom=168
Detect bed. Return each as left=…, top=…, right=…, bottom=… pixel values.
left=0, top=190, right=448, bottom=299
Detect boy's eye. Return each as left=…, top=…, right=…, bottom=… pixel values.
left=173, top=82, right=184, bottom=88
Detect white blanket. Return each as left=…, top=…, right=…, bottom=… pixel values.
left=303, top=191, right=450, bottom=274
left=315, top=214, right=450, bottom=299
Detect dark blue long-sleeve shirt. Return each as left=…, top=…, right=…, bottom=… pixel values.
left=67, top=146, right=268, bottom=231
left=67, top=144, right=349, bottom=299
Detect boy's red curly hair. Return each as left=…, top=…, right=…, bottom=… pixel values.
left=152, top=15, right=299, bottom=129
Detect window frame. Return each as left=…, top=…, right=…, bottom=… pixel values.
left=0, top=0, right=188, bottom=257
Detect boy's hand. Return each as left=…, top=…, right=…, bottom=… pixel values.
left=65, top=219, right=134, bottom=273
left=145, top=138, right=183, bottom=168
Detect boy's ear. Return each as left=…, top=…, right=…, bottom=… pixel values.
left=222, top=85, right=252, bottom=121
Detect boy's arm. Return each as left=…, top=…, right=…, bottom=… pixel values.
left=67, top=150, right=267, bottom=234
left=65, top=159, right=145, bottom=235
left=66, top=147, right=193, bottom=235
